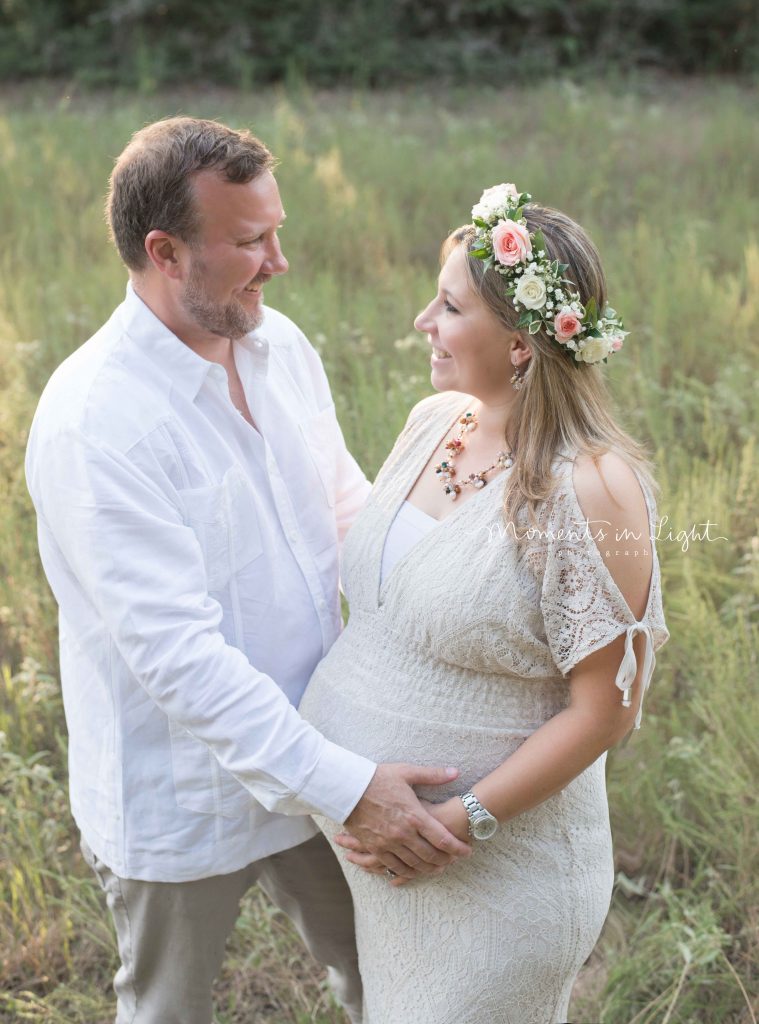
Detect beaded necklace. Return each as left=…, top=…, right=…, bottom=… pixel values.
left=434, top=411, right=514, bottom=501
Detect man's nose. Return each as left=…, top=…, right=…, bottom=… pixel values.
left=266, top=238, right=289, bottom=276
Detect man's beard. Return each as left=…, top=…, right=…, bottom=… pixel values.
left=181, top=255, right=263, bottom=340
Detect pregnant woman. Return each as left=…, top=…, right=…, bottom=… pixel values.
left=299, top=184, right=669, bottom=1024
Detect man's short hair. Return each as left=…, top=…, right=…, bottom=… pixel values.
left=106, top=116, right=276, bottom=271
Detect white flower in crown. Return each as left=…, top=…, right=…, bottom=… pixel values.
left=514, top=272, right=547, bottom=310
left=576, top=335, right=614, bottom=363
left=472, top=183, right=520, bottom=221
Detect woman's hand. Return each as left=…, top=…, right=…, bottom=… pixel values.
left=335, top=796, right=471, bottom=886
left=421, top=796, right=471, bottom=845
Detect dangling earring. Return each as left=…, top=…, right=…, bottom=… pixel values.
left=510, top=362, right=524, bottom=391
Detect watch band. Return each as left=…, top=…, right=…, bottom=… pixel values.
left=460, top=791, right=499, bottom=840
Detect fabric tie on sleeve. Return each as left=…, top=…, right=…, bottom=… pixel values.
left=616, top=623, right=656, bottom=731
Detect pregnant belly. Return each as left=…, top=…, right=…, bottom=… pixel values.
left=300, top=619, right=609, bottom=833
left=302, top=664, right=529, bottom=801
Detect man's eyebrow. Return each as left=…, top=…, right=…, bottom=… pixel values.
left=236, top=213, right=287, bottom=241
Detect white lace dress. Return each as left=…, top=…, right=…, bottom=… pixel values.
left=299, top=391, right=669, bottom=1024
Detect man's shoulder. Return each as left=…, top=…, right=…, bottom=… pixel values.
left=30, top=309, right=168, bottom=456
left=257, top=304, right=333, bottom=405
left=259, top=304, right=305, bottom=348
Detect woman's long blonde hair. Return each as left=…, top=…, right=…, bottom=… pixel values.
left=443, top=204, right=658, bottom=527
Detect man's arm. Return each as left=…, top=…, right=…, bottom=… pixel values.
left=28, top=427, right=470, bottom=873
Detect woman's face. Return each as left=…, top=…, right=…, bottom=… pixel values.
left=414, top=244, right=515, bottom=401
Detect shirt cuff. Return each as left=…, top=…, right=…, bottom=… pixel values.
left=297, top=739, right=377, bottom=823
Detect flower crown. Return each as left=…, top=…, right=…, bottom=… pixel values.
left=469, top=183, right=627, bottom=364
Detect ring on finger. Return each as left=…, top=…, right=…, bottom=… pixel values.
left=384, top=868, right=398, bottom=880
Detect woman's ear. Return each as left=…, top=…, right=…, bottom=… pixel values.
left=509, top=332, right=532, bottom=370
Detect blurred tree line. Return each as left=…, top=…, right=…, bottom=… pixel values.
left=0, top=0, right=757, bottom=87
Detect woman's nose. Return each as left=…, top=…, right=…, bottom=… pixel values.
left=414, top=303, right=434, bottom=333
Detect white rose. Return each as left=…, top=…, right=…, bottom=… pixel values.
left=514, top=272, right=547, bottom=310
left=472, top=182, right=519, bottom=221
left=576, top=336, right=613, bottom=363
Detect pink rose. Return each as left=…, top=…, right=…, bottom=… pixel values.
left=610, top=337, right=624, bottom=351
left=553, top=307, right=583, bottom=342
left=491, top=219, right=532, bottom=266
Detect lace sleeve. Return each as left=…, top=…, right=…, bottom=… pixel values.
left=537, top=466, right=669, bottom=730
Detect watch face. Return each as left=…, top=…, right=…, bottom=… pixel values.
left=472, top=814, right=498, bottom=840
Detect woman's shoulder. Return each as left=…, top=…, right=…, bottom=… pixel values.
left=554, top=449, right=656, bottom=624
left=371, top=392, right=469, bottom=492
left=570, top=451, right=652, bottom=519
left=405, top=390, right=471, bottom=430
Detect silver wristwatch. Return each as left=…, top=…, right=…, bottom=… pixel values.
left=460, top=792, right=499, bottom=840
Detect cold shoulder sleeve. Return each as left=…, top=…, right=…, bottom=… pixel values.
left=536, top=460, right=669, bottom=730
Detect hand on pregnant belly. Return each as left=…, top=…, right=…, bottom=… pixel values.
left=337, top=763, right=473, bottom=884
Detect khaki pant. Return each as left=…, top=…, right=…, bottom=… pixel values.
left=81, top=833, right=362, bottom=1024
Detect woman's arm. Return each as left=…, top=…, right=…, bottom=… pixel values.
left=423, top=626, right=651, bottom=844
left=338, top=451, right=655, bottom=877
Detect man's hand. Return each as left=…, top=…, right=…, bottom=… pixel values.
left=334, top=763, right=472, bottom=884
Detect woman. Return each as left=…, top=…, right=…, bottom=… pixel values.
left=299, top=184, right=669, bottom=1024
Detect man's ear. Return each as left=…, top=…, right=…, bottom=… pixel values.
left=144, top=231, right=184, bottom=280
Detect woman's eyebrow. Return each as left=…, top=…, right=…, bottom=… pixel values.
left=442, top=286, right=464, bottom=306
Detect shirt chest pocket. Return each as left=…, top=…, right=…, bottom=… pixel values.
left=176, top=463, right=264, bottom=593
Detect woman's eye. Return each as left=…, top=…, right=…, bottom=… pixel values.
left=444, top=300, right=459, bottom=314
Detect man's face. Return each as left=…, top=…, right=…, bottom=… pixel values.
left=180, top=169, right=289, bottom=339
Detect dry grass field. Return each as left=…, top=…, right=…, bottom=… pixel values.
left=1, top=78, right=757, bottom=1022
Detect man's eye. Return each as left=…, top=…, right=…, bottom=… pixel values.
left=444, top=301, right=459, bottom=314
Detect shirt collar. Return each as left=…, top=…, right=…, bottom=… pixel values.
left=118, top=280, right=269, bottom=402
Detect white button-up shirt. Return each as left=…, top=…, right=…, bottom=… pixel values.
left=25, top=282, right=376, bottom=882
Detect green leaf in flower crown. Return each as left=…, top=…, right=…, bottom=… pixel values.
left=528, top=320, right=542, bottom=335
left=558, top=263, right=569, bottom=274
left=470, top=247, right=489, bottom=258
left=588, top=327, right=603, bottom=338
left=516, top=311, right=533, bottom=328
left=514, top=206, right=524, bottom=221
left=531, top=228, right=546, bottom=254
left=551, top=259, right=559, bottom=276
left=583, top=296, right=598, bottom=325
left=604, top=306, right=617, bottom=319
left=472, top=217, right=489, bottom=229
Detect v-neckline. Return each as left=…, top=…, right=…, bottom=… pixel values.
left=374, top=395, right=507, bottom=609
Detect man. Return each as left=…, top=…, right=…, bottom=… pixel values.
left=25, top=117, right=470, bottom=1024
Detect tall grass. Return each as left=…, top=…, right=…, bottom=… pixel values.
left=0, top=79, right=757, bottom=1022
